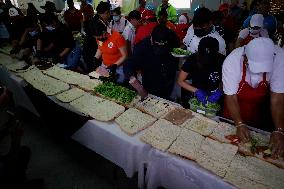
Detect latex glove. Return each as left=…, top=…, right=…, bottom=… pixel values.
left=129, top=76, right=148, bottom=99
left=195, top=89, right=207, bottom=105
left=270, top=131, right=284, bottom=158
left=236, top=124, right=251, bottom=143
left=107, top=64, right=117, bottom=75
left=208, top=89, right=223, bottom=103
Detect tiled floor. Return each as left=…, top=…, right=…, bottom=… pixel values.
left=20, top=111, right=138, bottom=189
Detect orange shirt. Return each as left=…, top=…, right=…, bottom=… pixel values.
left=98, top=31, right=126, bottom=66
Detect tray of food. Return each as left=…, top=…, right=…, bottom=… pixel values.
left=171, top=48, right=191, bottom=58
left=189, top=98, right=221, bottom=117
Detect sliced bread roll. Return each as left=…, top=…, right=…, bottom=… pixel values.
left=77, top=78, right=102, bottom=91
left=196, top=138, right=238, bottom=177
left=43, top=65, right=89, bottom=85
left=224, top=154, right=284, bottom=189
left=209, top=122, right=237, bottom=144
left=88, top=100, right=125, bottom=122
left=55, top=88, right=85, bottom=103
left=163, top=108, right=193, bottom=126
left=135, top=97, right=176, bottom=118
left=141, top=119, right=181, bottom=151
left=168, top=128, right=205, bottom=160
left=70, top=94, right=105, bottom=116
left=21, top=68, right=70, bottom=96
left=115, top=108, right=157, bottom=135
left=182, top=116, right=218, bottom=136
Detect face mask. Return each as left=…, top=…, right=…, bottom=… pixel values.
left=46, top=26, right=55, bottom=31
left=29, top=30, right=38, bottom=37
left=194, top=26, right=214, bottom=38
left=249, top=27, right=261, bottom=35
left=113, top=15, right=120, bottom=22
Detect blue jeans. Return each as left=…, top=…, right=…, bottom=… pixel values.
left=64, top=44, right=82, bottom=68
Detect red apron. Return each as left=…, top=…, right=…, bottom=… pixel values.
left=241, top=35, right=255, bottom=46
left=224, top=57, right=270, bottom=128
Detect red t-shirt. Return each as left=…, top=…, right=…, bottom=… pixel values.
left=64, top=8, right=83, bottom=31
left=175, top=23, right=190, bottom=42
left=98, top=31, right=126, bottom=66
left=80, top=4, right=94, bottom=22
left=134, top=22, right=158, bottom=45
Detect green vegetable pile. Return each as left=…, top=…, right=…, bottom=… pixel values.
left=189, top=97, right=221, bottom=111
left=172, top=48, right=191, bottom=56
left=94, top=82, right=137, bottom=104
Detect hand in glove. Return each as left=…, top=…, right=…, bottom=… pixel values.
left=208, top=89, right=223, bottom=103
left=107, top=64, right=117, bottom=75
left=195, top=89, right=207, bottom=105
left=129, top=76, right=148, bottom=99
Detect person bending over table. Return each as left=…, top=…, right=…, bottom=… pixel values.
left=222, top=37, right=284, bottom=158
left=92, top=17, right=128, bottom=84
left=37, top=14, right=81, bottom=69
left=178, top=37, right=225, bottom=108
left=123, top=24, right=179, bottom=100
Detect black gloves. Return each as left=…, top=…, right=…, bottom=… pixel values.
left=107, top=64, right=117, bottom=75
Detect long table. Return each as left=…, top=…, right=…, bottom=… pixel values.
left=72, top=120, right=151, bottom=188
left=0, top=57, right=39, bottom=116
left=0, top=54, right=239, bottom=189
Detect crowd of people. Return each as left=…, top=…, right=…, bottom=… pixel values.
left=0, top=0, right=283, bottom=167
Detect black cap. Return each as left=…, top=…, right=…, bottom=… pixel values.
left=192, top=7, right=212, bottom=27
left=198, top=36, right=219, bottom=55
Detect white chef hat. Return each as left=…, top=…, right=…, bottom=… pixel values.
left=250, top=14, right=264, bottom=28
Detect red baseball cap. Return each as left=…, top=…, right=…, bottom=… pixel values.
left=141, top=10, right=156, bottom=20
left=219, top=3, right=229, bottom=12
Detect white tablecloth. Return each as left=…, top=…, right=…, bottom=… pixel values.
left=145, top=149, right=236, bottom=189
left=0, top=66, right=39, bottom=116
left=71, top=120, right=151, bottom=188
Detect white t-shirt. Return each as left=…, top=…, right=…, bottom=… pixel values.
left=238, top=28, right=269, bottom=39
left=110, top=17, right=129, bottom=33
left=122, top=22, right=136, bottom=51
left=183, top=25, right=226, bottom=55
left=222, top=46, right=284, bottom=95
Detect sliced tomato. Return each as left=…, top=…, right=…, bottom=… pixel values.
left=225, top=135, right=240, bottom=145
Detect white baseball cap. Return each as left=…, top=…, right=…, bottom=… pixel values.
left=250, top=14, right=264, bottom=28
left=245, top=37, right=275, bottom=73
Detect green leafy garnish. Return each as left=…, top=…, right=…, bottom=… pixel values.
left=94, top=82, right=137, bottom=104
left=250, top=137, right=259, bottom=153
left=172, top=48, right=191, bottom=56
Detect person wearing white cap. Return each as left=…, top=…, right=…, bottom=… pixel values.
left=223, top=37, right=284, bottom=158
left=235, top=14, right=269, bottom=48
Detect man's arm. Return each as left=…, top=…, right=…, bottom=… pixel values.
left=235, top=38, right=243, bottom=49
left=225, top=94, right=250, bottom=142
left=270, top=92, right=284, bottom=157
